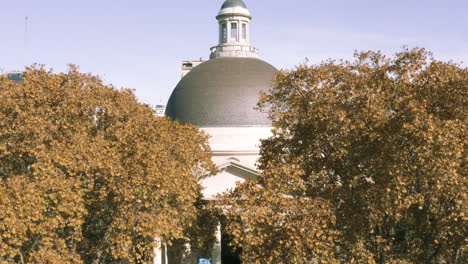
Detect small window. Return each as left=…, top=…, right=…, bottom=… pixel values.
left=7, top=73, right=23, bottom=83
left=242, top=24, right=247, bottom=40
left=222, top=23, right=227, bottom=43
left=182, top=63, right=193, bottom=70
left=231, top=23, right=238, bottom=41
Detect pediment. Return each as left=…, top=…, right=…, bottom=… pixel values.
left=218, top=161, right=258, bottom=180
left=200, top=161, right=259, bottom=200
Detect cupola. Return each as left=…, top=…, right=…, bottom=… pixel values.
left=210, top=0, right=258, bottom=59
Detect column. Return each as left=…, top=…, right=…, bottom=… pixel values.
left=246, top=23, right=250, bottom=44
left=154, top=237, right=162, bottom=264
left=163, top=244, right=169, bottom=264
left=219, top=22, right=222, bottom=44
left=212, top=223, right=222, bottom=264
left=182, top=240, right=192, bottom=264
left=238, top=19, right=241, bottom=44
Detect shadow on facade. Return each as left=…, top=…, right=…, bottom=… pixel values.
left=221, top=232, right=242, bottom=264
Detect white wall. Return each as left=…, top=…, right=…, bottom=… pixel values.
left=199, top=127, right=271, bottom=199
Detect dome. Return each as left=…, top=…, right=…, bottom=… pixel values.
left=165, top=57, right=277, bottom=127
left=221, top=0, right=248, bottom=9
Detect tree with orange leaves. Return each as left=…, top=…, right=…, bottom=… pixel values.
left=224, top=48, right=467, bottom=263
left=0, top=66, right=215, bottom=263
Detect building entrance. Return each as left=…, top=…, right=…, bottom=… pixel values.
left=221, top=233, right=242, bottom=264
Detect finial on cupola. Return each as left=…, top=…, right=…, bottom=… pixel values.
left=209, top=0, right=259, bottom=59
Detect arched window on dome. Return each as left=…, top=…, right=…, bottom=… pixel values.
left=227, top=157, right=241, bottom=163
left=231, top=22, right=238, bottom=41
left=222, top=23, right=227, bottom=43
left=242, top=23, right=247, bottom=40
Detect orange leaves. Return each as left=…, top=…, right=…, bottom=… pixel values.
left=224, top=48, right=467, bottom=263
left=0, top=66, right=215, bottom=263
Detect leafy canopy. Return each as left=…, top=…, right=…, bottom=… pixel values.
left=0, top=65, right=215, bottom=263
left=223, top=48, right=467, bottom=263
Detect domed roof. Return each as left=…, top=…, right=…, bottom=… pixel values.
left=221, top=0, right=248, bottom=9
left=165, top=57, right=276, bottom=127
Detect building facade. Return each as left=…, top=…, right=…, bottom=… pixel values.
left=161, top=1, right=276, bottom=263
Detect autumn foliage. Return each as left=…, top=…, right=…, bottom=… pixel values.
left=223, top=48, right=467, bottom=263
left=0, top=66, right=215, bottom=263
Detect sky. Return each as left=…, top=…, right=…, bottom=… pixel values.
left=1, top=0, right=467, bottom=106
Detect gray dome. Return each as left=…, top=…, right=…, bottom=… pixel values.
left=165, top=57, right=277, bottom=127
left=221, top=0, right=248, bottom=9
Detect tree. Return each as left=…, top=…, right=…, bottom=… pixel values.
left=223, top=48, right=467, bottom=263
left=0, top=65, right=215, bottom=263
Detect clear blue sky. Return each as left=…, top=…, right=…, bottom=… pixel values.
left=1, top=0, right=467, bottom=106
